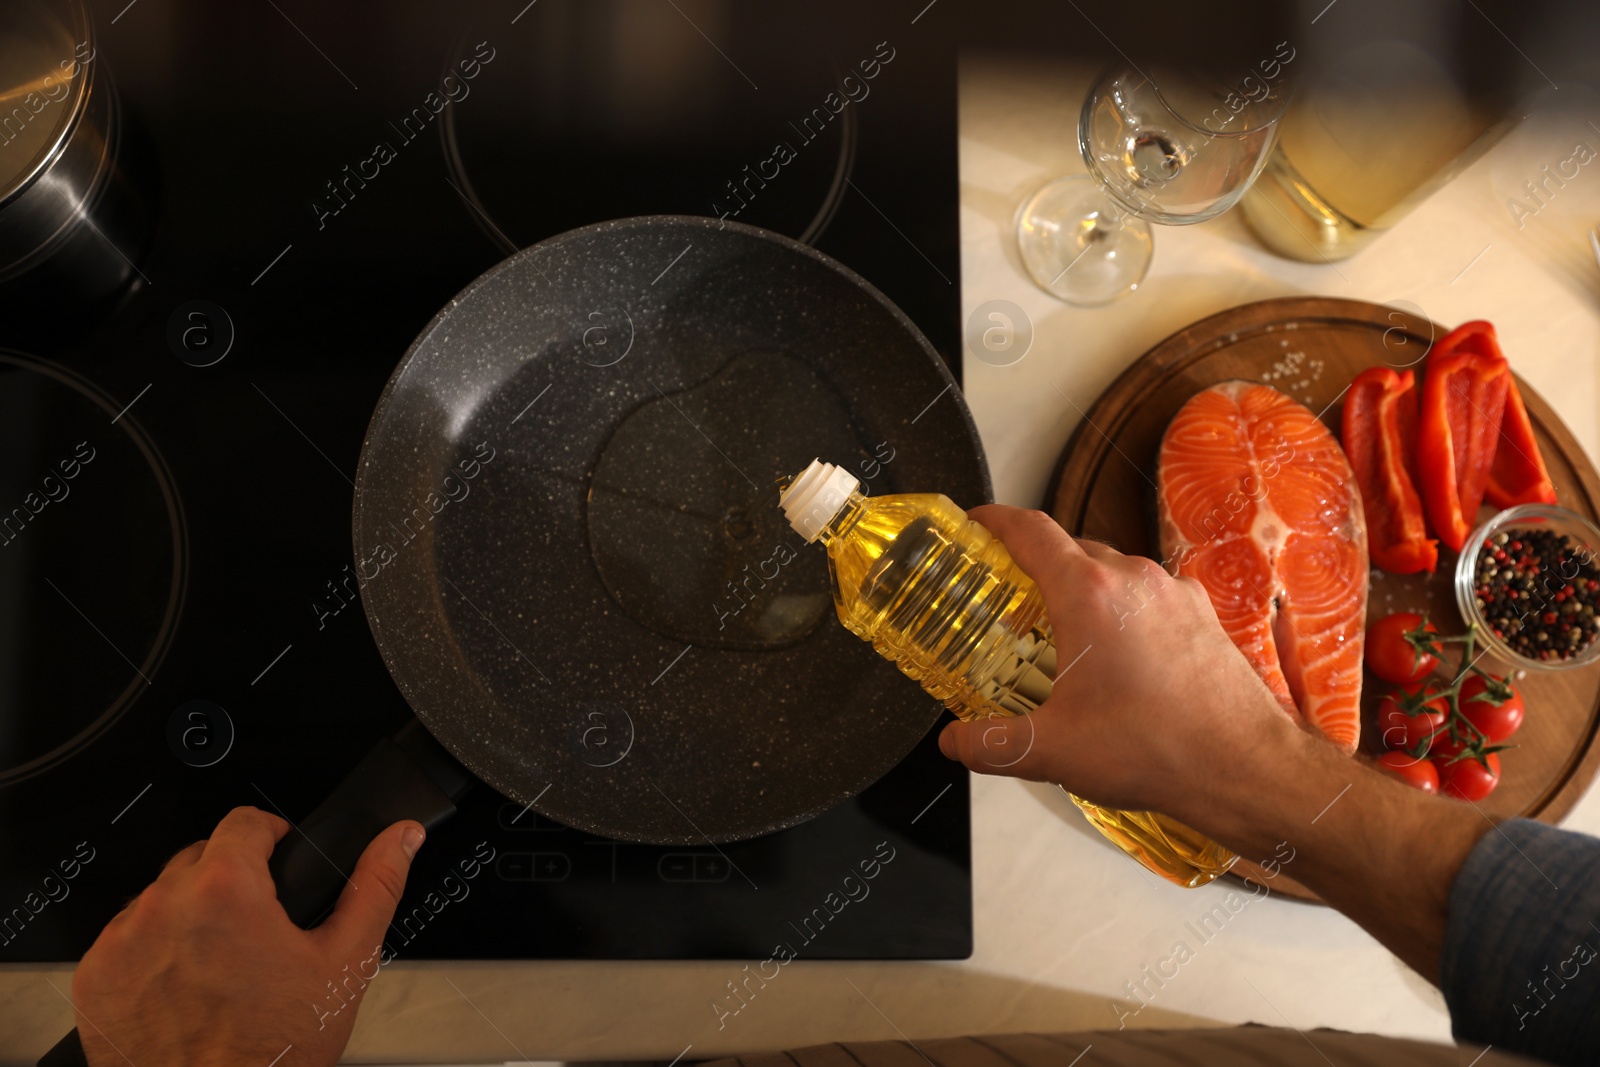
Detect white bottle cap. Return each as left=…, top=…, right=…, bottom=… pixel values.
left=779, top=458, right=860, bottom=542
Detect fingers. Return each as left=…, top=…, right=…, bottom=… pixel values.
left=968, top=505, right=1143, bottom=575
left=936, top=713, right=1059, bottom=783
left=967, top=506, right=1084, bottom=570
left=967, top=506, right=1092, bottom=625
left=157, top=841, right=206, bottom=881
left=969, top=507, right=1160, bottom=635
left=202, top=806, right=291, bottom=866
left=1074, top=537, right=1122, bottom=562
left=312, top=821, right=425, bottom=961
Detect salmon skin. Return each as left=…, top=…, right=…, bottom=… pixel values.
left=1156, top=380, right=1369, bottom=754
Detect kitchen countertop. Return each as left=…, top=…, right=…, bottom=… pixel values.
left=956, top=53, right=1600, bottom=1048
left=8, top=51, right=1600, bottom=1067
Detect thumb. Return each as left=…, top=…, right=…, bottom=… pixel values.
left=938, top=714, right=1053, bottom=782
left=313, top=820, right=425, bottom=960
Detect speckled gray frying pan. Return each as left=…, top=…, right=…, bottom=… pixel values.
left=353, top=216, right=989, bottom=844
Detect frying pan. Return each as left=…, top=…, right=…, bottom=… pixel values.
left=283, top=217, right=990, bottom=902
left=43, top=214, right=987, bottom=1065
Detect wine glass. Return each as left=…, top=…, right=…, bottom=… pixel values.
left=1017, top=65, right=1291, bottom=305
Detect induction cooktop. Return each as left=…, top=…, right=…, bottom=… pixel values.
left=0, top=0, right=971, bottom=962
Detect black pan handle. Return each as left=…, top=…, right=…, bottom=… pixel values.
left=40, top=720, right=474, bottom=1066
left=269, top=721, right=471, bottom=925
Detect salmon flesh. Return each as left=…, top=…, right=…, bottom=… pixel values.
left=1156, top=380, right=1368, bottom=754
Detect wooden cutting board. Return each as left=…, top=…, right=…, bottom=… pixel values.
left=1047, top=296, right=1600, bottom=903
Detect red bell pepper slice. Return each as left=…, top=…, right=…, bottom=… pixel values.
left=1417, top=321, right=1511, bottom=553
left=1342, top=367, right=1438, bottom=573
left=1485, top=376, right=1558, bottom=508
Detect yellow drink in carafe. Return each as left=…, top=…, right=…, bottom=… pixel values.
left=1239, top=40, right=1507, bottom=262
left=779, top=459, right=1236, bottom=888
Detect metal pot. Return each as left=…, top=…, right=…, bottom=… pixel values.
left=0, top=0, right=152, bottom=317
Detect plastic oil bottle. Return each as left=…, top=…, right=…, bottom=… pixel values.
left=778, top=459, right=1236, bottom=888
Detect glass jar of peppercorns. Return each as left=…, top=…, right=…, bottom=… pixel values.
left=1455, top=505, right=1600, bottom=670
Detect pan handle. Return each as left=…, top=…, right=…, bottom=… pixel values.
left=267, top=721, right=471, bottom=926
left=39, top=721, right=473, bottom=1066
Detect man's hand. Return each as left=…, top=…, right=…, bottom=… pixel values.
left=71, top=806, right=424, bottom=1067
left=937, top=504, right=1295, bottom=825
left=937, top=505, right=1491, bottom=983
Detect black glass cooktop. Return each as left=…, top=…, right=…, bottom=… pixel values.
left=0, top=0, right=969, bottom=961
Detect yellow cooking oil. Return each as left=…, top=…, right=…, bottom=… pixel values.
left=778, top=459, right=1236, bottom=888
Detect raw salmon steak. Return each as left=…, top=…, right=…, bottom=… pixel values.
left=1156, top=380, right=1369, bottom=753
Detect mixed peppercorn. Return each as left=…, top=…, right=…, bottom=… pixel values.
left=1472, top=528, right=1600, bottom=662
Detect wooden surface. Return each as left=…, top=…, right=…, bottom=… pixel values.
left=1047, top=297, right=1600, bottom=903
left=699, top=1029, right=1517, bottom=1067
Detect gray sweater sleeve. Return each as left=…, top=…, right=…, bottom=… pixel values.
left=1441, top=818, right=1600, bottom=1066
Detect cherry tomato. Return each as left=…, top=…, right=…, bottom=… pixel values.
left=1376, top=687, right=1450, bottom=755
left=1437, top=751, right=1501, bottom=802
left=1459, top=674, right=1525, bottom=744
left=1377, top=750, right=1439, bottom=794
left=1429, top=733, right=1467, bottom=764
left=1365, top=613, right=1440, bottom=685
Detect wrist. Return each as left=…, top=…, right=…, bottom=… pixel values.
left=1152, top=679, right=1496, bottom=981
left=1165, top=710, right=1337, bottom=862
